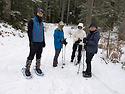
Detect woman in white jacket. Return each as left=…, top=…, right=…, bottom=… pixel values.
left=71, top=23, right=86, bottom=65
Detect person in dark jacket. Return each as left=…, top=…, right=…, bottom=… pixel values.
left=53, top=21, right=67, bottom=67
left=24, top=8, right=46, bottom=77
left=83, top=22, right=100, bottom=78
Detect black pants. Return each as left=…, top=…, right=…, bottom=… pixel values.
left=71, top=43, right=82, bottom=62
left=85, top=52, right=94, bottom=74
left=28, top=42, right=43, bottom=60
left=53, top=49, right=61, bottom=66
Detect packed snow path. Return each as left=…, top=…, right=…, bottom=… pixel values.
left=0, top=23, right=125, bottom=94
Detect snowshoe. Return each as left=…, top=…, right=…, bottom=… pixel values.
left=33, top=66, right=44, bottom=76
left=21, top=68, right=32, bottom=79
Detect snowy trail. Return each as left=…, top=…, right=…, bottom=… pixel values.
left=0, top=23, right=125, bottom=94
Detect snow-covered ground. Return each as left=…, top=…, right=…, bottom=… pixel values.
left=0, top=23, right=125, bottom=94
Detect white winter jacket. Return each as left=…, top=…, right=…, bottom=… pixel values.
left=73, top=29, right=86, bottom=46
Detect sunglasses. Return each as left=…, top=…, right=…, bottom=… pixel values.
left=78, top=26, right=82, bottom=29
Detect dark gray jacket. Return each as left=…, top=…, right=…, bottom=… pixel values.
left=85, top=30, right=100, bottom=54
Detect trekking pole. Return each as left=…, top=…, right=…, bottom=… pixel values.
left=74, top=44, right=79, bottom=65
left=83, top=50, right=85, bottom=72
left=77, top=61, right=81, bottom=74
left=63, top=45, right=66, bottom=65
left=62, top=45, right=66, bottom=68
left=62, top=46, right=64, bottom=68
left=77, top=45, right=81, bottom=74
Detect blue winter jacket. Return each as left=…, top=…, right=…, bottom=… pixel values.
left=85, top=30, right=100, bottom=54
left=31, top=17, right=44, bottom=42
left=54, top=28, right=64, bottom=49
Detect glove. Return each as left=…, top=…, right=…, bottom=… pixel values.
left=83, top=38, right=87, bottom=43
left=64, top=40, right=68, bottom=46
left=60, top=39, right=68, bottom=46
left=42, top=41, right=46, bottom=47
left=75, top=38, right=82, bottom=44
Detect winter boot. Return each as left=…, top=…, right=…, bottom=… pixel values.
left=83, top=72, right=92, bottom=78
left=70, top=59, right=73, bottom=63
left=53, top=64, right=57, bottom=67
left=82, top=71, right=87, bottom=75
left=25, top=60, right=32, bottom=77
left=36, top=59, right=43, bottom=74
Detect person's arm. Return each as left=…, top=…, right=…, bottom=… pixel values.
left=54, top=29, right=60, bottom=42
left=87, top=32, right=100, bottom=46
left=27, top=19, right=33, bottom=42
left=73, top=31, right=78, bottom=42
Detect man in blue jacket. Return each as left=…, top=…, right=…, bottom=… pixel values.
left=53, top=21, right=67, bottom=67
left=83, top=23, right=100, bottom=78
left=24, top=8, right=45, bottom=77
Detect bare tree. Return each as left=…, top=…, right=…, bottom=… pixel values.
left=2, top=0, right=11, bottom=21
left=45, top=0, right=48, bottom=22
left=119, top=10, right=125, bottom=41
left=66, top=0, right=70, bottom=25
left=61, top=0, right=66, bottom=21
left=85, top=0, right=94, bottom=33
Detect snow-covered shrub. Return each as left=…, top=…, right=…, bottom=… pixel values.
left=99, top=32, right=125, bottom=64
left=0, top=23, right=24, bottom=38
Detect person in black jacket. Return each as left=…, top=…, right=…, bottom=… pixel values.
left=24, top=8, right=45, bottom=77
left=83, top=22, right=100, bottom=78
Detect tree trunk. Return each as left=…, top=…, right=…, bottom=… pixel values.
left=119, top=10, right=125, bottom=41
left=61, top=0, right=65, bottom=21
left=45, top=0, right=48, bottom=22
left=66, top=0, right=70, bottom=25
left=2, top=0, right=11, bottom=21
left=85, top=0, right=94, bottom=33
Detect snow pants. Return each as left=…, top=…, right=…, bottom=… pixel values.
left=53, top=49, right=61, bottom=66
left=71, top=43, right=82, bottom=62
left=85, top=52, right=94, bottom=74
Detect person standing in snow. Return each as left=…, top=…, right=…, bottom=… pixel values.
left=53, top=21, right=68, bottom=67
left=70, top=23, right=86, bottom=65
left=83, top=22, right=100, bottom=78
left=24, top=8, right=45, bottom=77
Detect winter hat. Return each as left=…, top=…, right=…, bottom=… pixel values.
left=78, top=23, right=83, bottom=28
left=59, top=21, right=64, bottom=26
left=58, top=21, right=64, bottom=31
left=36, top=8, right=43, bottom=13
left=89, top=22, right=97, bottom=28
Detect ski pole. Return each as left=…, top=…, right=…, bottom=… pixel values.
left=74, top=44, right=79, bottom=65
left=83, top=50, right=85, bottom=72
left=77, top=45, right=81, bottom=74
left=77, top=61, right=81, bottom=74
left=63, top=45, right=66, bottom=65
left=62, top=46, right=64, bottom=68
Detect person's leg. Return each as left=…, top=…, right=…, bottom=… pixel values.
left=25, top=59, right=32, bottom=76
left=53, top=49, right=61, bottom=67
left=35, top=43, right=43, bottom=74
left=71, top=43, right=77, bottom=62
left=77, top=45, right=82, bottom=63
left=85, top=52, right=94, bottom=74
left=25, top=43, right=37, bottom=76
left=36, top=43, right=43, bottom=69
